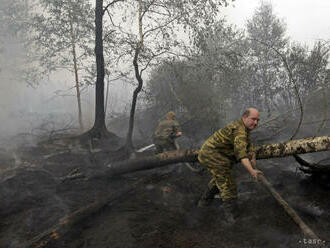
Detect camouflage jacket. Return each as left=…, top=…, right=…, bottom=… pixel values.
left=199, top=119, right=255, bottom=163
left=153, top=119, right=181, bottom=141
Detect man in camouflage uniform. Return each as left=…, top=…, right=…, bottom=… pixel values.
left=197, top=108, right=262, bottom=223
left=153, top=111, right=182, bottom=154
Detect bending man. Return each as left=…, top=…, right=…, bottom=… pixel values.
left=197, top=108, right=262, bottom=223
left=153, top=111, right=182, bottom=154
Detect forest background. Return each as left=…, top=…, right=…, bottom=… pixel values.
left=0, top=0, right=329, bottom=150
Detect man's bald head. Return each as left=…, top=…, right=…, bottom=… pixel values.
left=242, top=108, right=259, bottom=118
left=242, top=108, right=260, bottom=130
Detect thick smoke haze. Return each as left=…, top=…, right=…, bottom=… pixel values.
left=0, top=33, right=134, bottom=147
left=1, top=0, right=329, bottom=148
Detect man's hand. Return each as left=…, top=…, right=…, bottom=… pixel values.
left=241, top=158, right=263, bottom=181
left=250, top=169, right=263, bottom=180
left=176, top=131, right=182, bottom=137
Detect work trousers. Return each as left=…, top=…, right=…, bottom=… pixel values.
left=198, top=150, right=237, bottom=201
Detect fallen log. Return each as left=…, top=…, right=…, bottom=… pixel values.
left=174, top=141, right=202, bottom=173
left=258, top=174, right=321, bottom=240
left=24, top=178, right=147, bottom=248
left=103, top=136, right=330, bottom=177
left=255, top=136, right=330, bottom=159
left=24, top=137, right=329, bottom=246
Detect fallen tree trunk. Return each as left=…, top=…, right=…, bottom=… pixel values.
left=24, top=178, right=147, bottom=248
left=255, top=136, right=330, bottom=159
left=103, top=136, right=330, bottom=177
left=258, top=174, right=320, bottom=240
left=25, top=137, right=329, bottom=246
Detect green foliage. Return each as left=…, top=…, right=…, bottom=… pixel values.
left=104, top=0, right=235, bottom=145
left=242, top=2, right=329, bottom=116
left=147, top=60, right=223, bottom=138
left=147, top=17, right=268, bottom=136
left=27, top=0, right=95, bottom=81
left=0, top=0, right=29, bottom=36
left=192, top=19, right=249, bottom=105
left=105, top=0, right=235, bottom=80
left=146, top=20, right=247, bottom=134
left=288, top=41, right=330, bottom=99
left=146, top=1, right=330, bottom=138
left=247, top=2, right=288, bottom=50
left=245, top=1, right=289, bottom=115
left=0, top=0, right=96, bottom=86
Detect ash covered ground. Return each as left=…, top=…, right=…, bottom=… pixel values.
left=0, top=123, right=329, bottom=248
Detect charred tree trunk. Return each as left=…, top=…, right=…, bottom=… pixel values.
left=89, top=0, right=107, bottom=138
left=25, top=178, right=147, bottom=248
left=103, top=136, right=330, bottom=178
left=77, top=0, right=120, bottom=146
left=84, top=0, right=119, bottom=141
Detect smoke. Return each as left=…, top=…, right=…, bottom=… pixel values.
left=0, top=31, right=136, bottom=148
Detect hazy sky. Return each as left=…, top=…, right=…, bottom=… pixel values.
left=223, top=0, right=330, bottom=48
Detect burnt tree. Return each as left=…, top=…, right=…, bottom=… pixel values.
left=90, top=0, right=106, bottom=137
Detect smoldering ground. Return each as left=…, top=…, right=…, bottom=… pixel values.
left=0, top=102, right=330, bottom=248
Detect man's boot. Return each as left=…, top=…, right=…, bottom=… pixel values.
left=197, top=186, right=219, bottom=207
left=222, top=198, right=238, bottom=224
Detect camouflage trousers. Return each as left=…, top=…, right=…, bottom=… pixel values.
left=153, top=137, right=177, bottom=154
left=198, top=149, right=237, bottom=201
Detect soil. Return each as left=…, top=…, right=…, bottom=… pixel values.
left=0, top=134, right=329, bottom=248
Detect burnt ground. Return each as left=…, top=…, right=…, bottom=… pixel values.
left=0, top=134, right=330, bottom=248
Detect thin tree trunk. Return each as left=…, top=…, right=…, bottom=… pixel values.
left=69, top=18, right=84, bottom=131
left=102, top=136, right=330, bottom=178
left=125, top=0, right=143, bottom=152
left=126, top=50, right=143, bottom=151
left=105, top=73, right=110, bottom=116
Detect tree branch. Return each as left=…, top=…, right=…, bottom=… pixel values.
left=103, top=0, right=124, bottom=15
